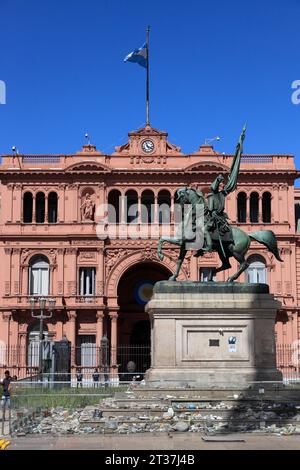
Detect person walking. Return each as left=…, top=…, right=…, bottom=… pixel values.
left=76, top=369, right=83, bottom=388
left=92, top=368, right=100, bottom=388
left=1, top=370, right=12, bottom=409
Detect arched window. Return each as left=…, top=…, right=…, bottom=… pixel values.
left=126, top=190, right=138, bottom=224
left=246, top=255, right=267, bottom=284
left=108, top=190, right=121, bottom=223
left=23, top=192, right=33, bottom=223
left=29, top=255, right=49, bottom=295
left=250, top=192, right=259, bottom=223
left=237, top=192, right=247, bottom=223
left=48, top=192, right=58, bottom=223
left=141, top=190, right=154, bottom=224
left=36, top=192, right=45, bottom=223
left=262, top=192, right=271, bottom=223
left=158, top=190, right=171, bottom=224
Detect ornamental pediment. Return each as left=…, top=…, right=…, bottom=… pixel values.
left=65, top=161, right=111, bottom=173
left=112, top=125, right=183, bottom=157
left=185, top=161, right=230, bottom=173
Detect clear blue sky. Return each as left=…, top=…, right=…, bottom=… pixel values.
left=1, top=0, right=300, bottom=168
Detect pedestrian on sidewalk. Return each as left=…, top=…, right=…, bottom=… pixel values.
left=1, top=370, right=12, bottom=409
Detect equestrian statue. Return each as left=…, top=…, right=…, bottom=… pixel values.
left=157, top=126, right=283, bottom=282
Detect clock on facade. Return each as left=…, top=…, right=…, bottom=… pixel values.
left=141, top=139, right=155, bottom=153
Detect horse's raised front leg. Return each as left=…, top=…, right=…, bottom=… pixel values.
left=169, top=244, right=187, bottom=281
left=157, top=236, right=182, bottom=261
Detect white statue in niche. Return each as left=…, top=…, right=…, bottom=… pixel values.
left=80, top=193, right=95, bottom=221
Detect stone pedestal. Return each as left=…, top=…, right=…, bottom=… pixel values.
left=145, top=282, right=282, bottom=388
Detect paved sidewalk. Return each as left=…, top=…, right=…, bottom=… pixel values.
left=7, top=433, right=300, bottom=450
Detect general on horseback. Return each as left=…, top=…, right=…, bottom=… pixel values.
left=157, top=126, right=283, bottom=282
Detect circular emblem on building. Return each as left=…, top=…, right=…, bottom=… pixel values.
left=134, top=280, right=155, bottom=305
left=141, top=139, right=155, bottom=154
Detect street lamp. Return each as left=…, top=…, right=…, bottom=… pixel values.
left=30, top=297, right=56, bottom=381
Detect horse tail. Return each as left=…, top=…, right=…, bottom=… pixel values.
left=249, top=230, right=283, bottom=262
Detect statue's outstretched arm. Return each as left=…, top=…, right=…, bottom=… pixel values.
left=223, top=124, right=246, bottom=195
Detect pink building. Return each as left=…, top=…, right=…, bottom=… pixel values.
left=0, top=125, right=299, bottom=377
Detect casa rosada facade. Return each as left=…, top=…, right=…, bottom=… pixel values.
left=0, top=125, right=300, bottom=375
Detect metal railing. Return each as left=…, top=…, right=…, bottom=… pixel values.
left=0, top=344, right=151, bottom=382
left=1, top=342, right=299, bottom=384
left=276, top=342, right=300, bottom=382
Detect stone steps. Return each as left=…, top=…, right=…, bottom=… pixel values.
left=129, top=388, right=300, bottom=401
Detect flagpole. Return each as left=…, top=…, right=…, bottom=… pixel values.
left=146, top=26, right=150, bottom=125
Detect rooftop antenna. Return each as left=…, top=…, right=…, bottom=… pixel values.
left=204, top=136, right=221, bottom=145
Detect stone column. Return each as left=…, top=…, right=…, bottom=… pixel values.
left=12, top=249, right=21, bottom=295
left=6, top=184, right=13, bottom=223
left=96, top=311, right=104, bottom=345
left=2, top=312, right=12, bottom=358
left=258, top=194, right=262, bottom=223
left=138, top=194, right=142, bottom=224
left=58, top=185, right=65, bottom=223
left=4, top=248, right=12, bottom=296
left=96, top=311, right=104, bottom=367
left=32, top=193, right=36, bottom=223
left=67, top=310, right=77, bottom=366
left=153, top=194, right=159, bottom=240
left=65, top=248, right=77, bottom=296
left=45, top=194, right=49, bottom=223
left=170, top=194, right=175, bottom=224
left=246, top=194, right=250, bottom=223
left=109, top=311, right=119, bottom=377
left=14, top=184, right=22, bottom=223
left=19, top=333, right=27, bottom=371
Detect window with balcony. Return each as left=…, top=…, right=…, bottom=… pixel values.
left=29, top=256, right=50, bottom=295
left=79, top=268, right=96, bottom=296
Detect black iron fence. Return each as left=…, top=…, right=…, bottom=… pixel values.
left=0, top=343, right=151, bottom=383
left=1, top=342, right=299, bottom=384
left=276, top=342, right=300, bottom=382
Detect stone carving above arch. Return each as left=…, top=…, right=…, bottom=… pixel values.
left=20, top=248, right=58, bottom=267
left=105, top=249, right=187, bottom=298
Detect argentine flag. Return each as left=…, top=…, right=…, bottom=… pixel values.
left=124, top=43, right=147, bottom=68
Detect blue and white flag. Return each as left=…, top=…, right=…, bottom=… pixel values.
left=124, top=43, right=147, bottom=68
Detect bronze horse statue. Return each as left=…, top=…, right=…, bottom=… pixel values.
left=157, top=187, right=282, bottom=282
left=157, top=127, right=283, bottom=282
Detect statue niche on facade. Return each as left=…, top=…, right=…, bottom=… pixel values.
left=80, top=193, right=95, bottom=221
left=157, top=126, right=283, bottom=282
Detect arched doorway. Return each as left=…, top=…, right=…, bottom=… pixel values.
left=117, top=262, right=171, bottom=377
